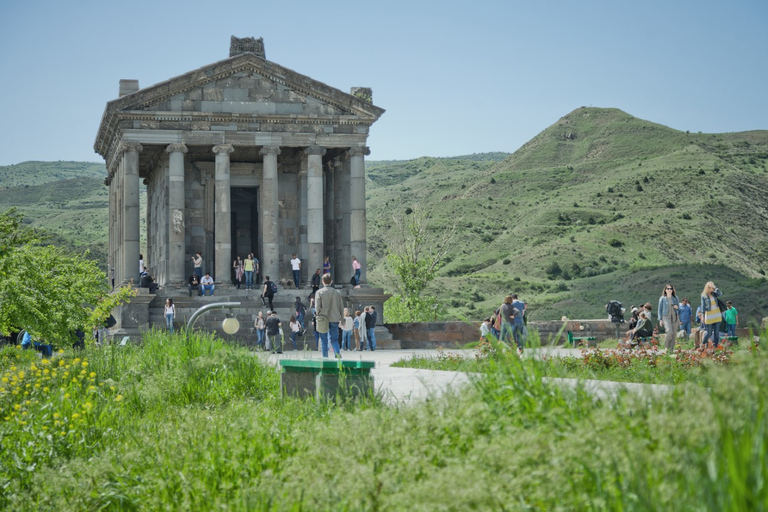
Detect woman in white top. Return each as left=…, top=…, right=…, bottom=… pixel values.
left=289, top=315, right=301, bottom=350
left=164, top=298, right=175, bottom=333
left=341, top=308, right=354, bottom=350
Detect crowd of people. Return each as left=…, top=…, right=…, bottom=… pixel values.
left=622, top=281, right=738, bottom=351
left=480, top=294, right=528, bottom=354
left=249, top=272, right=378, bottom=357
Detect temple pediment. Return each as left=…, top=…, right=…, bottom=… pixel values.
left=94, top=52, right=384, bottom=160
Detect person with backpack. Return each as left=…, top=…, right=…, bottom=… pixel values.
left=262, top=275, right=276, bottom=311
left=294, top=296, right=307, bottom=332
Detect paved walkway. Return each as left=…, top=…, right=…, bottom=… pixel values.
left=257, top=347, right=671, bottom=405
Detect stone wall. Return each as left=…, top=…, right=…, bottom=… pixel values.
left=386, top=320, right=757, bottom=348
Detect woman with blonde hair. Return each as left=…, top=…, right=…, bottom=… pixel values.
left=700, top=281, right=723, bottom=348
left=658, top=283, right=680, bottom=353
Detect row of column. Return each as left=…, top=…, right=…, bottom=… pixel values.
left=112, top=141, right=367, bottom=288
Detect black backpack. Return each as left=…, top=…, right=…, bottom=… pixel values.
left=606, top=300, right=624, bottom=323
left=270, top=281, right=278, bottom=294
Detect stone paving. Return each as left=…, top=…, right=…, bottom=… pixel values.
left=257, top=347, right=671, bottom=405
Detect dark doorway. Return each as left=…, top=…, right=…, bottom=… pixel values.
left=231, top=187, right=260, bottom=282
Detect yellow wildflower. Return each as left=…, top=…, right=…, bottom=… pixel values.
left=43, top=387, right=49, bottom=392
left=41, top=359, right=49, bottom=365
left=115, top=395, right=123, bottom=402
left=89, top=372, right=96, bottom=378
left=18, top=371, right=25, bottom=379
left=53, top=413, right=60, bottom=419
left=82, top=361, right=88, bottom=368
left=72, top=413, right=80, bottom=419
left=64, top=393, right=70, bottom=399
left=1, top=378, right=7, bottom=383
left=13, top=404, right=21, bottom=411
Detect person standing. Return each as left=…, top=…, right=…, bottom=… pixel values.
left=262, top=276, right=275, bottom=311
left=290, top=254, right=302, bottom=289
left=243, top=254, right=255, bottom=290
left=353, top=310, right=363, bottom=350
left=701, top=281, right=723, bottom=348
left=265, top=310, right=282, bottom=353
left=511, top=294, right=526, bottom=350
left=233, top=255, right=244, bottom=290
left=341, top=308, right=354, bottom=351
left=139, top=254, right=145, bottom=278
left=254, top=254, right=261, bottom=287
left=192, top=252, right=203, bottom=279
left=314, top=273, right=343, bottom=358
left=323, top=256, right=332, bottom=278
left=310, top=268, right=321, bottom=299
left=499, top=296, right=521, bottom=351
left=724, top=301, right=739, bottom=337
left=352, top=256, right=361, bottom=286
left=254, top=311, right=265, bottom=350
left=294, top=296, right=307, bottom=331
left=289, top=315, right=301, bottom=350
left=164, top=298, right=175, bottom=333
left=658, top=284, right=680, bottom=353
left=367, top=305, right=378, bottom=351
left=200, top=272, right=215, bottom=296
left=678, top=298, right=693, bottom=339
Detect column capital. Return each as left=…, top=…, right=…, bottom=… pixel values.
left=120, top=142, right=143, bottom=154
left=304, top=145, right=326, bottom=156
left=347, top=146, right=370, bottom=157
left=212, top=144, right=234, bottom=155
left=259, top=145, right=281, bottom=156
left=165, top=143, right=188, bottom=154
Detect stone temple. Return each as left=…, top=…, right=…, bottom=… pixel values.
left=95, top=37, right=390, bottom=340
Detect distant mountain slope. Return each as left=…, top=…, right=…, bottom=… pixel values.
left=0, top=161, right=110, bottom=264
left=366, top=108, right=768, bottom=325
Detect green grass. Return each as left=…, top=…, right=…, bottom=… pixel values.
left=3, top=329, right=768, bottom=509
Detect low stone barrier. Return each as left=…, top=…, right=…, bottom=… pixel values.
left=385, top=320, right=754, bottom=348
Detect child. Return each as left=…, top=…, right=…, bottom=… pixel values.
left=480, top=318, right=491, bottom=340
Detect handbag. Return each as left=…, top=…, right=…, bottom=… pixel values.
left=316, top=314, right=330, bottom=333
left=716, top=297, right=727, bottom=315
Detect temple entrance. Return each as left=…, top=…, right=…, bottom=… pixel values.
left=231, top=187, right=260, bottom=283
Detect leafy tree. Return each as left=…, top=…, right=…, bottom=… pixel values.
left=384, top=208, right=456, bottom=322
left=0, top=208, right=132, bottom=346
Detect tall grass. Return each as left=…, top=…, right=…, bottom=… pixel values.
left=2, top=329, right=768, bottom=509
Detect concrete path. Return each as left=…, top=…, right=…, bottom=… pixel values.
left=257, top=347, right=671, bottom=406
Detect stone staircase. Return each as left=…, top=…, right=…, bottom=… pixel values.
left=147, top=284, right=400, bottom=350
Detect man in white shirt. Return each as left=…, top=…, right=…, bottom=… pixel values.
left=201, top=272, right=215, bottom=296
left=290, top=254, right=302, bottom=289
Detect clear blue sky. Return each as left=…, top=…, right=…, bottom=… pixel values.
left=1, top=0, right=766, bottom=165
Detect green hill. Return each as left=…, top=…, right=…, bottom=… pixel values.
left=366, top=108, right=768, bottom=326
left=3, top=108, right=768, bottom=325
left=0, top=161, right=110, bottom=264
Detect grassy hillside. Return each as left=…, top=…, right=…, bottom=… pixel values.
left=0, top=162, right=110, bottom=265
left=366, top=108, right=768, bottom=326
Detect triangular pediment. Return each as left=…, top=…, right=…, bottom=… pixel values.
left=107, top=53, right=384, bottom=120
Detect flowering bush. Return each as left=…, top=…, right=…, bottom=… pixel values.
left=0, top=346, right=123, bottom=491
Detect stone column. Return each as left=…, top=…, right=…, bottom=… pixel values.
left=166, top=143, right=187, bottom=284
left=325, top=160, right=335, bottom=264
left=332, top=158, right=344, bottom=280
left=349, top=147, right=368, bottom=283
left=340, top=156, right=352, bottom=281
left=260, top=145, right=280, bottom=283
left=305, top=145, right=326, bottom=278
left=122, top=142, right=142, bottom=285
left=213, top=144, right=234, bottom=283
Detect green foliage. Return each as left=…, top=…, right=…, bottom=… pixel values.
left=0, top=208, right=128, bottom=346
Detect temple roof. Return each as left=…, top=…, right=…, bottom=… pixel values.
left=94, top=51, right=385, bottom=163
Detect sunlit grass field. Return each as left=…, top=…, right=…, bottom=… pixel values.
left=2, top=328, right=768, bottom=510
